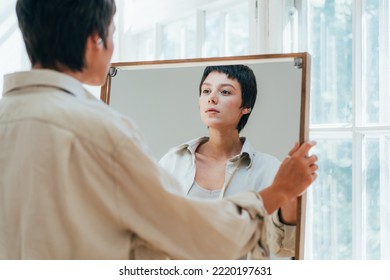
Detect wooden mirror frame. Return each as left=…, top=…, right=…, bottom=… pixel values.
left=100, top=52, right=311, bottom=260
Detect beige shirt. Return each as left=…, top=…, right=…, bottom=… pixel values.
left=0, top=69, right=270, bottom=260
left=159, top=137, right=296, bottom=258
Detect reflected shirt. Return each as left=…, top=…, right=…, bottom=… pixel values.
left=160, top=137, right=296, bottom=258
left=189, top=181, right=222, bottom=199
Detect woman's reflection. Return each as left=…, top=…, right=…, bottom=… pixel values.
left=159, top=65, right=297, bottom=259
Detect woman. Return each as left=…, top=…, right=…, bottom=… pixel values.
left=160, top=65, right=299, bottom=259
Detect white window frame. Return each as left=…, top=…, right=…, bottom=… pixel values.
left=297, top=0, right=390, bottom=260
left=116, top=0, right=290, bottom=61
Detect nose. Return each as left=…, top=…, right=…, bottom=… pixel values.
left=208, top=91, right=218, bottom=104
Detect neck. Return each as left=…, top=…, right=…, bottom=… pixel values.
left=199, top=128, right=243, bottom=160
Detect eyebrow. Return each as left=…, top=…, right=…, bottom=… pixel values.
left=202, top=82, right=237, bottom=89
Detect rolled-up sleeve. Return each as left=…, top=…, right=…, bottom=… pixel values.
left=267, top=210, right=296, bottom=257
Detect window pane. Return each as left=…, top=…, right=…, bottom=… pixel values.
left=204, top=3, right=249, bottom=57
left=306, top=136, right=353, bottom=259
left=130, top=30, right=155, bottom=61
left=363, top=0, right=390, bottom=125
left=364, top=136, right=381, bottom=259
left=0, top=0, right=29, bottom=97
left=363, top=0, right=380, bottom=124
left=161, top=16, right=197, bottom=60
left=204, top=11, right=223, bottom=57
left=225, top=4, right=249, bottom=56
left=308, top=0, right=353, bottom=125
left=363, top=133, right=390, bottom=259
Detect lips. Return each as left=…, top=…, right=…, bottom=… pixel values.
left=206, top=108, right=220, bottom=113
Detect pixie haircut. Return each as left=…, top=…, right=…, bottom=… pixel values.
left=199, top=65, right=258, bottom=133
left=16, top=0, right=116, bottom=71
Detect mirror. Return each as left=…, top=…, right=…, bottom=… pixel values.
left=100, top=53, right=311, bottom=259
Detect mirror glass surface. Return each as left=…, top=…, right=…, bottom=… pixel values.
left=107, top=56, right=303, bottom=160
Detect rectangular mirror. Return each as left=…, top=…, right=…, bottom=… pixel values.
left=100, top=53, right=311, bottom=259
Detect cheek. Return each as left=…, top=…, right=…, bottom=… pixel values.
left=225, top=98, right=242, bottom=111
left=198, top=96, right=207, bottom=109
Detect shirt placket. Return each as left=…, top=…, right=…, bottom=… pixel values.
left=219, top=159, right=241, bottom=199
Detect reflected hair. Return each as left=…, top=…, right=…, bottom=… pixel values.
left=199, top=65, right=258, bottom=133
left=16, top=0, right=116, bottom=71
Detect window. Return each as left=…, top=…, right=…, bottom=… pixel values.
left=160, top=15, right=197, bottom=59
left=203, top=2, right=250, bottom=57
left=0, top=0, right=29, bottom=98
left=120, top=0, right=254, bottom=60
left=298, top=0, right=390, bottom=259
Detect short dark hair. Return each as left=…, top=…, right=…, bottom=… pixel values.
left=199, top=65, right=257, bottom=133
left=16, top=0, right=116, bottom=71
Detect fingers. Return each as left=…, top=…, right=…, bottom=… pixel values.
left=287, top=141, right=300, bottom=156
left=309, top=164, right=319, bottom=177
left=293, top=141, right=316, bottom=158
left=306, top=154, right=318, bottom=165
left=285, top=141, right=317, bottom=164
left=286, top=141, right=319, bottom=184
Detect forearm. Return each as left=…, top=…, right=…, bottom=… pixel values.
left=279, top=199, right=297, bottom=225
left=259, top=141, right=318, bottom=215
left=259, top=183, right=289, bottom=215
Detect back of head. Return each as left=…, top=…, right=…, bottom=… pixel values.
left=16, top=0, right=116, bottom=71
left=199, top=65, right=258, bottom=133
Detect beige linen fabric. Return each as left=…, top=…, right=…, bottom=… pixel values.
left=0, top=70, right=271, bottom=260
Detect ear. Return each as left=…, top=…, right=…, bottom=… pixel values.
left=242, top=107, right=252, bottom=114
left=87, top=32, right=104, bottom=50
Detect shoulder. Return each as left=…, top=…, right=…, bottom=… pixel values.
left=252, top=150, right=280, bottom=164
left=250, top=151, right=281, bottom=172
left=159, top=137, right=208, bottom=172
left=60, top=95, right=146, bottom=155
left=241, top=138, right=281, bottom=169
left=160, top=137, right=207, bottom=160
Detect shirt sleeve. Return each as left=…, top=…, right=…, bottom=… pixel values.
left=260, top=155, right=296, bottom=257
left=111, top=132, right=271, bottom=260
left=267, top=210, right=296, bottom=257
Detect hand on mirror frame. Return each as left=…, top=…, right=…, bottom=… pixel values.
left=259, top=141, right=318, bottom=214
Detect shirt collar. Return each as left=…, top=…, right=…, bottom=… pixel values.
left=238, top=137, right=255, bottom=168
left=176, top=136, right=256, bottom=167
left=2, top=69, right=92, bottom=100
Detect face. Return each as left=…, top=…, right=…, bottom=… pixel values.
left=84, top=20, right=116, bottom=86
left=199, top=71, right=247, bottom=131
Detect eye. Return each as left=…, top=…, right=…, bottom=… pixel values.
left=201, top=89, right=211, bottom=95
left=220, top=89, right=231, bottom=95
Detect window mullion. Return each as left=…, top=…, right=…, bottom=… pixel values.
left=196, top=9, right=205, bottom=57
left=248, top=0, right=258, bottom=54
left=256, top=0, right=270, bottom=53
left=379, top=0, right=390, bottom=123
left=267, top=0, right=284, bottom=53
left=352, top=132, right=364, bottom=259
left=219, top=11, right=226, bottom=55
left=351, top=0, right=364, bottom=260
left=353, top=0, right=363, bottom=127
left=380, top=135, right=390, bottom=259
left=154, top=24, right=162, bottom=60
